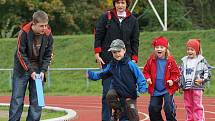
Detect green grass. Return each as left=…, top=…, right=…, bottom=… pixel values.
left=0, top=30, right=215, bottom=96
left=0, top=106, right=66, bottom=121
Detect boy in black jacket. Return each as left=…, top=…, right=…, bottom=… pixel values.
left=9, top=10, right=53, bottom=121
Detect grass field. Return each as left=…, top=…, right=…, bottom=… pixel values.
left=0, top=106, right=66, bottom=121
left=0, top=30, right=214, bottom=96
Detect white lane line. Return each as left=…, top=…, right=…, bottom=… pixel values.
left=205, top=110, right=215, bottom=114
left=138, top=112, right=149, bottom=121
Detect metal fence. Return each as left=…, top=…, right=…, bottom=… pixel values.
left=0, top=66, right=214, bottom=89
left=0, top=68, right=100, bottom=89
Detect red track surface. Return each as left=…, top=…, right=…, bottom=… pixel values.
left=1, top=96, right=215, bottom=121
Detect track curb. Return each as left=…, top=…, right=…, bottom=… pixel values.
left=0, top=103, right=77, bottom=121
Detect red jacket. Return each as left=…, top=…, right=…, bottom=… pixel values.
left=143, top=54, right=180, bottom=96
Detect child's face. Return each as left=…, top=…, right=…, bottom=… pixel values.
left=154, top=46, right=167, bottom=59
left=187, top=47, right=197, bottom=58
left=111, top=48, right=126, bottom=61
left=32, top=22, right=48, bottom=35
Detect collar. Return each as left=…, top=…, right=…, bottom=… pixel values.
left=111, top=54, right=130, bottom=65
left=112, top=8, right=131, bottom=19
left=181, top=54, right=204, bottom=63
left=117, top=11, right=126, bottom=18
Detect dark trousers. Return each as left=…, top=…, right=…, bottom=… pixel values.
left=102, top=76, right=112, bottom=121
left=9, top=72, right=42, bottom=121
left=148, top=93, right=177, bottom=121
left=101, top=64, right=128, bottom=121
left=106, top=89, right=139, bottom=121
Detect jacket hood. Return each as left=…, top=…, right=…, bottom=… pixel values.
left=112, top=8, right=131, bottom=19
left=181, top=55, right=204, bottom=63
left=20, top=22, right=51, bottom=36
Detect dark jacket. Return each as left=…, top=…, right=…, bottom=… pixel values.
left=143, top=54, right=180, bottom=96
left=13, top=22, right=54, bottom=77
left=88, top=55, right=147, bottom=99
left=94, top=8, right=139, bottom=63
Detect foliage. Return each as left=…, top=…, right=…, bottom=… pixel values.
left=183, top=0, right=215, bottom=29
left=0, top=0, right=73, bottom=36
left=0, top=0, right=215, bottom=38
left=134, top=0, right=192, bottom=31
left=62, top=0, right=102, bottom=34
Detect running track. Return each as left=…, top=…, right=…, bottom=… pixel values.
left=1, top=96, right=215, bottom=121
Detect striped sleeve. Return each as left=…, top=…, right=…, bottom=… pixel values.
left=16, top=31, right=33, bottom=74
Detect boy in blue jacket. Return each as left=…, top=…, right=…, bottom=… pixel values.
left=88, top=39, right=147, bottom=121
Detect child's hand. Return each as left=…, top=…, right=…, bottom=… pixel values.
left=86, top=71, right=89, bottom=78
left=167, top=80, right=173, bottom=86
left=31, top=72, right=36, bottom=80
left=146, top=78, right=152, bottom=85
left=194, top=79, right=203, bottom=85
left=132, top=60, right=137, bottom=63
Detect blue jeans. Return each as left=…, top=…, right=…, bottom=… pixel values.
left=148, top=93, right=177, bottom=121
left=9, top=72, right=42, bottom=121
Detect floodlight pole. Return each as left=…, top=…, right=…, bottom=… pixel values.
left=164, top=0, right=167, bottom=31
left=148, top=0, right=167, bottom=31
left=131, top=0, right=139, bottom=13
left=131, top=0, right=168, bottom=31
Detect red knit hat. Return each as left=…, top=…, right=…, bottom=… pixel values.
left=186, top=39, right=201, bottom=53
left=152, top=36, right=169, bottom=48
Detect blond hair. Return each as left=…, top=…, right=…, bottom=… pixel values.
left=32, top=10, right=48, bottom=23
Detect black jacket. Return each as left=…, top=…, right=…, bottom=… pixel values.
left=94, top=8, right=140, bottom=63
left=13, top=22, right=54, bottom=77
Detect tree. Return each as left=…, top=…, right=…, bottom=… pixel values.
left=62, top=0, right=103, bottom=34
left=0, top=0, right=75, bottom=37
left=132, top=0, right=192, bottom=31
left=183, top=0, right=215, bottom=29
left=0, top=0, right=214, bottom=38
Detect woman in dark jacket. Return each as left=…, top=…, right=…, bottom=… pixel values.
left=94, top=0, right=140, bottom=121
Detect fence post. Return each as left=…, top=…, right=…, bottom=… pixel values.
left=9, top=70, right=13, bottom=89
left=47, top=67, right=51, bottom=88
left=86, top=70, right=89, bottom=89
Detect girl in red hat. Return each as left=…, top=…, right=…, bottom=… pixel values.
left=180, top=39, right=210, bottom=121
left=143, top=36, right=180, bottom=121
